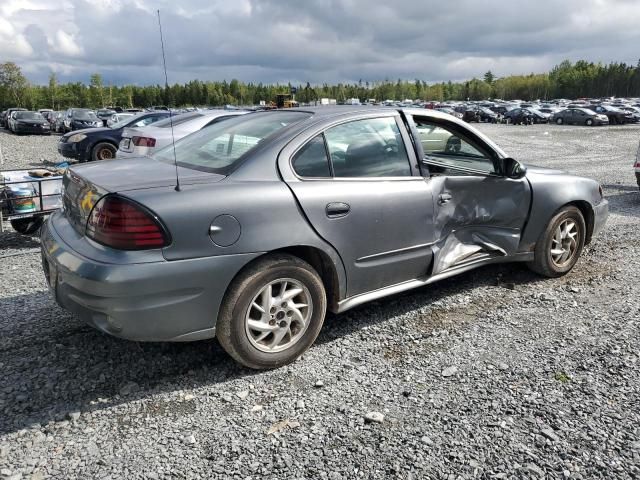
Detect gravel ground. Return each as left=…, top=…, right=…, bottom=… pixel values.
left=0, top=124, right=639, bottom=480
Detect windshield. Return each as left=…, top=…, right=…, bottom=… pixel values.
left=154, top=111, right=203, bottom=128
left=154, top=111, right=311, bottom=175
left=110, top=114, right=140, bottom=129
left=74, top=110, right=98, bottom=120
left=16, top=112, right=43, bottom=120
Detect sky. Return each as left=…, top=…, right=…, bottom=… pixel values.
left=1, top=0, right=640, bottom=86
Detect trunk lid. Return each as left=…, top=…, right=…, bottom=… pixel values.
left=62, top=158, right=225, bottom=234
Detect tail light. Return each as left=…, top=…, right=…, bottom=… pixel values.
left=132, top=136, right=156, bottom=147
left=86, top=195, right=169, bottom=250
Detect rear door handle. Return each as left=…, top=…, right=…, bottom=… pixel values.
left=438, top=193, right=452, bottom=205
left=326, top=202, right=350, bottom=218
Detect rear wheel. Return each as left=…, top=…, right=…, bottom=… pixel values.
left=91, top=142, right=117, bottom=162
left=556, top=117, right=563, bottom=125
left=10, top=216, right=44, bottom=235
left=528, top=206, right=585, bottom=278
left=216, top=254, right=327, bottom=369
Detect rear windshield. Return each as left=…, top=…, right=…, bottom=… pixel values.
left=154, top=111, right=203, bottom=128
left=16, top=112, right=43, bottom=120
left=154, top=111, right=311, bottom=175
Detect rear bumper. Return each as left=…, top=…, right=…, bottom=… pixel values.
left=40, top=213, right=262, bottom=342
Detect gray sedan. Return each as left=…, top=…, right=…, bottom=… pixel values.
left=41, top=107, right=609, bottom=369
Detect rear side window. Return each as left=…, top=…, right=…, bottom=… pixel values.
left=292, top=135, right=331, bottom=178
left=324, top=117, right=411, bottom=178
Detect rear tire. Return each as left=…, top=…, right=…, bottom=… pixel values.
left=91, top=142, right=117, bottom=162
left=10, top=216, right=44, bottom=235
left=556, top=118, right=563, bottom=125
left=216, top=254, right=327, bottom=369
left=527, top=206, right=586, bottom=278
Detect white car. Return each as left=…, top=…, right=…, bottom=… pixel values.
left=116, top=110, right=248, bottom=159
left=107, top=113, right=135, bottom=127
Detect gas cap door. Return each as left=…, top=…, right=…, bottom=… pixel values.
left=209, top=214, right=241, bottom=247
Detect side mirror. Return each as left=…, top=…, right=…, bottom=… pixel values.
left=503, top=157, right=527, bottom=179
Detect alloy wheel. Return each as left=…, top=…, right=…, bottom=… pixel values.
left=245, top=278, right=312, bottom=353
left=550, top=219, right=579, bottom=267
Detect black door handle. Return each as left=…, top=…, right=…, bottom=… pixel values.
left=438, top=193, right=452, bottom=205
left=326, top=202, right=350, bottom=218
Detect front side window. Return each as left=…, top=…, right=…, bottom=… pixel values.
left=324, top=117, right=411, bottom=177
left=413, top=117, right=498, bottom=175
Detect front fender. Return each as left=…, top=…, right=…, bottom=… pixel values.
left=519, top=170, right=603, bottom=251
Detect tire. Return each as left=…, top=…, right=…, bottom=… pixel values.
left=527, top=206, right=586, bottom=278
left=91, top=142, right=117, bottom=162
left=10, top=216, right=44, bottom=235
left=216, top=254, right=327, bottom=369
left=585, top=118, right=594, bottom=126
left=556, top=118, right=563, bottom=125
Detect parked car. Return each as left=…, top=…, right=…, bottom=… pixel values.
left=96, top=109, right=116, bottom=127
left=1, top=108, right=27, bottom=128
left=620, top=106, right=640, bottom=123
left=435, top=107, right=463, bottom=120
left=552, top=108, right=609, bottom=126
left=589, top=105, right=633, bottom=125
left=51, top=111, right=66, bottom=133
left=63, top=108, right=101, bottom=132
left=41, top=107, right=609, bottom=369
left=58, top=111, right=171, bottom=162
left=635, top=152, right=640, bottom=190
left=116, top=110, right=248, bottom=159
left=504, top=107, right=549, bottom=124
left=8, top=111, right=51, bottom=135
left=106, top=113, right=134, bottom=127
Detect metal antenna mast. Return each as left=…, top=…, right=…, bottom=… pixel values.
left=157, top=9, right=180, bottom=192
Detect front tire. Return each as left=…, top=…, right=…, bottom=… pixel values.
left=91, top=142, right=117, bottom=162
left=585, top=118, right=594, bottom=126
left=216, top=254, right=327, bottom=369
left=556, top=118, right=563, bottom=125
left=528, top=206, right=586, bottom=278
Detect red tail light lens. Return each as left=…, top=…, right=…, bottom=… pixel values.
left=86, top=195, right=169, bottom=250
left=132, top=136, right=156, bottom=147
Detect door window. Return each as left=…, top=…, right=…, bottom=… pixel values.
left=414, top=117, right=498, bottom=175
left=324, top=117, right=412, bottom=177
left=292, top=135, right=331, bottom=178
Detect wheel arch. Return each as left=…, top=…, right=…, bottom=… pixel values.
left=220, top=245, right=345, bottom=315
left=566, top=200, right=595, bottom=245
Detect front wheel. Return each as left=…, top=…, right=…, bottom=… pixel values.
left=216, top=254, right=327, bottom=369
left=556, top=118, right=563, bottom=125
left=528, top=206, right=586, bottom=278
left=585, top=118, right=594, bottom=126
left=91, top=142, right=117, bottom=162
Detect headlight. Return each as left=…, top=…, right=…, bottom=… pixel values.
left=68, top=133, right=86, bottom=143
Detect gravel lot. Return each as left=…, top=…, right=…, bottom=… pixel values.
left=0, top=123, right=639, bottom=480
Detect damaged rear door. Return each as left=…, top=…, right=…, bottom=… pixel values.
left=406, top=114, right=531, bottom=274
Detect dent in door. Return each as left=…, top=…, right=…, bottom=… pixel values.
left=429, top=175, right=530, bottom=274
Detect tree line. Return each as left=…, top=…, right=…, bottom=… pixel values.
left=1, top=59, right=640, bottom=111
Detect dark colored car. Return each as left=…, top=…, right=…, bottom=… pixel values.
left=41, top=107, right=608, bottom=369
left=9, top=111, right=51, bottom=135
left=504, top=108, right=549, bottom=125
left=96, top=109, right=116, bottom=127
left=63, top=108, right=101, bottom=132
left=490, top=105, right=514, bottom=115
left=589, top=105, right=633, bottom=125
left=1, top=108, right=27, bottom=128
left=58, top=111, right=171, bottom=162
left=552, top=108, right=609, bottom=126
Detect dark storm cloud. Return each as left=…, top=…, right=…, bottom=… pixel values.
left=3, top=0, right=640, bottom=85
